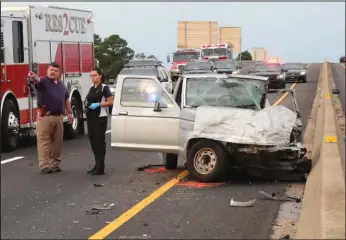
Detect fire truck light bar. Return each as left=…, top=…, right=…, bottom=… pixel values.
left=202, top=44, right=228, bottom=48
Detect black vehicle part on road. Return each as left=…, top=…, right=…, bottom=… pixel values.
left=1, top=100, right=19, bottom=152
left=187, top=139, right=228, bottom=182
left=64, top=96, right=83, bottom=139
left=163, top=153, right=178, bottom=169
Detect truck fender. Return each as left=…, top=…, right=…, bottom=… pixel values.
left=69, top=88, right=82, bottom=103
left=68, top=88, right=83, bottom=116
left=1, top=91, right=19, bottom=116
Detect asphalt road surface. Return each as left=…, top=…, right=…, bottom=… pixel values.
left=1, top=64, right=321, bottom=239
left=331, top=63, right=345, bottom=112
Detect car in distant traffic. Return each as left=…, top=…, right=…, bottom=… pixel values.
left=281, top=63, right=308, bottom=83
left=213, top=60, right=241, bottom=74
left=340, top=56, right=346, bottom=63
left=182, top=60, right=214, bottom=74
left=248, top=61, right=285, bottom=90
left=118, top=59, right=174, bottom=94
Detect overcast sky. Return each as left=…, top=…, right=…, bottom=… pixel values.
left=2, top=2, right=345, bottom=65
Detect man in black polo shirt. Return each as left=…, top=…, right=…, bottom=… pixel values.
left=28, top=62, right=73, bottom=174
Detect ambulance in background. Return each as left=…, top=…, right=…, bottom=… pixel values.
left=1, top=5, right=94, bottom=151
left=200, top=43, right=233, bottom=61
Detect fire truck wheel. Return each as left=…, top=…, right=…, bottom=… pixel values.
left=64, top=97, right=82, bottom=139
left=1, top=100, right=19, bottom=152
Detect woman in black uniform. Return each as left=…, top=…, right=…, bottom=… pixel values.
left=85, top=68, right=113, bottom=175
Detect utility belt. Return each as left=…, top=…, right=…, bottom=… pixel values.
left=37, top=105, right=62, bottom=117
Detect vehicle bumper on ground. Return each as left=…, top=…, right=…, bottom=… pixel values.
left=285, top=75, right=307, bottom=82
left=268, top=79, right=285, bottom=89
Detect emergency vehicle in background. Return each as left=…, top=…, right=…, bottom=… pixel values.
left=200, top=43, right=233, bottom=61
left=167, top=49, right=200, bottom=81
left=266, top=57, right=281, bottom=63
left=1, top=5, right=94, bottom=152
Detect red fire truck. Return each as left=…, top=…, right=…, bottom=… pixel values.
left=1, top=5, right=94, bottom=151
left=200, top=43, right=233, bottom=61
left=167, top=49, right=200, bottom=81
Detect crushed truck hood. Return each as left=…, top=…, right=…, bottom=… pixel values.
left=193, top=105, right=297, bottom=146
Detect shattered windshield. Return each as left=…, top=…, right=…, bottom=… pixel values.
left=185, top=77, right=266, bottom=110
left=185, top=62, right=212, bottom=71
left=282, top=63, right=305, bottom=70
left=254, top=63, right=281, bottom=72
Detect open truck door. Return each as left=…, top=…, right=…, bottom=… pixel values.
left=111, top=75, right=181, bottom=154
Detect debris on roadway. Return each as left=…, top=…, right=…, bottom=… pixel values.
left=91, top=203, right=115, bottom=210
left=230, top=198, right=256, bottom=207
left=93, top=183, right=106, bottom=187
left=258, top=190, right=301, bottom=203
left=137, top=164, right=164, bottom=171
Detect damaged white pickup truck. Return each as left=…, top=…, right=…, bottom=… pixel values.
left=111, top=73, right=312, bottom=182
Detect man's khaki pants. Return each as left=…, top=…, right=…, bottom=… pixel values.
left=36, top=115, right=64, bottom=169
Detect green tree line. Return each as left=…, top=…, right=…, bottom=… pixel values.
left=94, top=33, right=157, bottom=83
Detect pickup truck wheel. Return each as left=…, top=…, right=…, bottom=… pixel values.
left=163, top=153, right=178, bottom=169
left=187, top=139, right=227, bottom=182
left=64, top=96, right=82, bottom=139
left=1, top=100, right=20, bottom=152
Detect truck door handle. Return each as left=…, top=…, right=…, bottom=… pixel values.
left=118, top=111, right=128, bottom=115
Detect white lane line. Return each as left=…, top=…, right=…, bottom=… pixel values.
left=1, top=156, right=25, bottom=165
left=306, top=63, right=311, bottom=68
left=106, top=130, right=111, bottom=134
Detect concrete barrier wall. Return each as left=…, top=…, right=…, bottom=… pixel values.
left=295, top=61, right=345, bottom=239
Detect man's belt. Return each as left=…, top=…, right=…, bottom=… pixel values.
left=38, top=106, right=62, bottom=117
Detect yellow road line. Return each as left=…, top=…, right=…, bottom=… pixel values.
left=89, top=170, right=189, bottom=240
left=273, top=83, right=297, bottom=106
left=89, top=82, right=298, bottom=240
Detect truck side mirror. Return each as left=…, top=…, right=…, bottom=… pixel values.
left=167, top=55, right=170, bottom=63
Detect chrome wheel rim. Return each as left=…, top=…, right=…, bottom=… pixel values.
left=7, top=111, right=19, bottom=140
left=193, top=148, right=217, bottom=175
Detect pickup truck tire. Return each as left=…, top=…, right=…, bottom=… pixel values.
left=163, top=153, right=178, bottom=169
left=187, top=139, right=227, bottom=182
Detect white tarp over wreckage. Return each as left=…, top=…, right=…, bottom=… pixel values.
left=193, top=105, right=297, bottom=146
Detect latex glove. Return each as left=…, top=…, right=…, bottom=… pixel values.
left=89, top=102, right=100, bottom=110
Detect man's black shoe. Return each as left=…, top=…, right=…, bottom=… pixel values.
left=41, top=168, right=53, bottom=174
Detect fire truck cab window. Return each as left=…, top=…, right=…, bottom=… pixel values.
left=12, top=21, right=24, bottom=63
